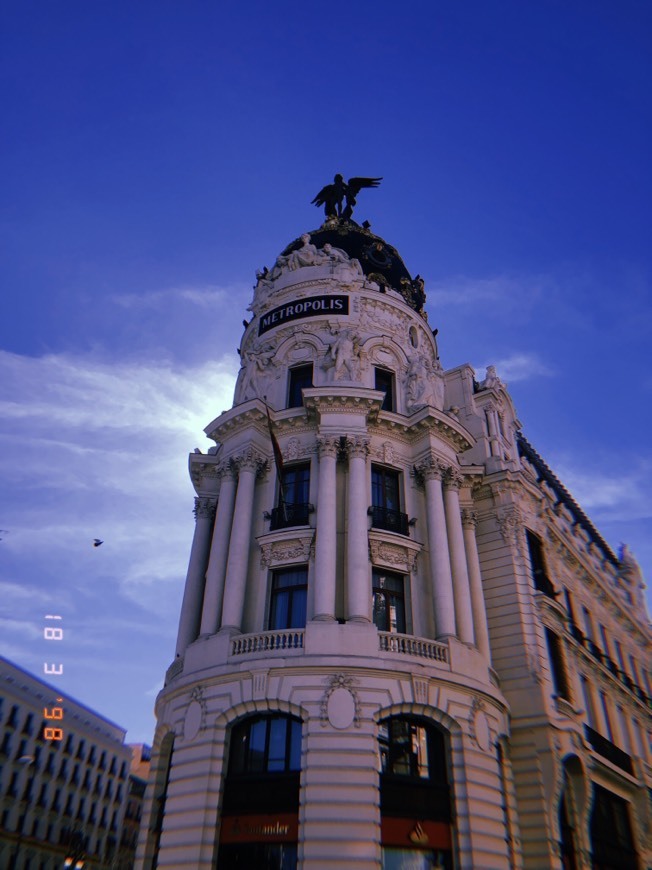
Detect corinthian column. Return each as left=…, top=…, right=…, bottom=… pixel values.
left=443, top=469, right=475, bottom=645
left=345, top=435, right=371, bottom=623
left=462, top=508, right=491, bottom=659
left=175, top=497, right=216, bottom=656
left=219, top=448, right=267, bottom=633
left=199, top=462, right=238, bottom=636
left=313, top=436, right=339, bottom=622
left=416, top=457, right=456, bottom=638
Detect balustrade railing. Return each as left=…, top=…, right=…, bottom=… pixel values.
left=231, top=629, right=304, bottom=656
left=379, top=632, right=448, bottom=662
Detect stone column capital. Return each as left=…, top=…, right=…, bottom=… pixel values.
left=344, top=435, right=370, bottom=460
left=461, top=508, right=478, bottom=529
left=443, top=467, right=464, bottom=490
left=234, top=446, right=268, bottom=477
left=217, top=460, right=238, bottom=481
left=193, top=497, right=217, bottom=521
left=316, top=435, right=340, bottom=459
left=414, top=455, right=446, bottom=482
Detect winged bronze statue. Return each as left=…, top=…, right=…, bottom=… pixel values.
left=312, top=174, right=382, bottom=220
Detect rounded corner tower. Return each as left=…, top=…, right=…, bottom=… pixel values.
left=138, top=205, right=516, bottom=870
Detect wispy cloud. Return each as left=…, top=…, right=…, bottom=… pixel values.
left=475, top=352, right=555, bottom=383
left=426, top=273, right=550, bottom=310
left=111, top=283, right=250, bottom=311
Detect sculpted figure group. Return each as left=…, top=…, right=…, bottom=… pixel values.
left=257, top=234, right=363, bottom=288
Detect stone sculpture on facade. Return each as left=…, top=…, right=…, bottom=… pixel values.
left=311, top=174, right=383, bottom=220
left=324, top=324, right=361, bottom=381
left=238, top=343, right=277, bottom=400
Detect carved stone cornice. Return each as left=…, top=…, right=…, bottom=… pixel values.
left=344, top=434, right=370, bottom=459
left=316, top=435, right=340, bottom=458
left=193, top=497, right=217, bottom=521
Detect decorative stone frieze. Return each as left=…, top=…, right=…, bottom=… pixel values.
left=368, top=534, right=420, bottom=573
left=259, top=532, right=315, bottom=568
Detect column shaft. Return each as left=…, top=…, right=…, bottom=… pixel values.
left=220, top=450, right=263, bottom=633
left=462, top=510, right=491, bottom=659
left=175, top=498, right=216, bottom=656
left=346, top=437, right=370, bottom=623
left=313, top=438, right=338, bottom=621
left=199, top=467, right=237, bottom=635
left=420, top=463, right=456, bottom=638
left=444, top=476, right=475, bottom=645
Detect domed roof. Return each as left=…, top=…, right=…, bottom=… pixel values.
left=280, top=220, right=426, bottom=314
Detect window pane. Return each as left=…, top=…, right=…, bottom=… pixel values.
left=267, top=718, right=287, bottom=771
left=289, top=588, right=307, bottom=629
left=248, top=720, right=267, bottom=772
left=288, top=365, right=313, bottom=408
left=270, top=590, right=290, bottom=631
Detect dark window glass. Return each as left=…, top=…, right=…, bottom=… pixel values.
left=525, top=529, right=556, bottom=597
left=228, top=715, right=302, bottom=776
left=372, top=466, right=400, bottom=512
left=218, top=842, right=297, bottom=870
left=373, top=569, right=406, bottom=634
left=269, top=568, right=307, bottom=630
left=287, top=364, right=313, bottom=408
left=545, top=628, right=571, bottom=701
left=590, top=785, right=637, bottom=869
left=271, top=464, right=311, bottom=529
left=374, top=367, right=395, bottom=412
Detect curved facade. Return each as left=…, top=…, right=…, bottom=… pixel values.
left=137, top=218, right=651, bottom=869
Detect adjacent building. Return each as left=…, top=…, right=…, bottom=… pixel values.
left=137, top=207, right=651, bottom=869
left=0, top=655, right=148, bottom=869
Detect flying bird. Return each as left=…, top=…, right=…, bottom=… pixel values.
left=311, top=175, right=382, bottom=220
left=93, top=539, right=103, bottom=547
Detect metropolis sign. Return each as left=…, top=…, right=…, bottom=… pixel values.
left=259, top=295, right=349, bottom=335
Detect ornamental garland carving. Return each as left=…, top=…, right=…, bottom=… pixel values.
left=260, top=534, right=315, bottom=568
left=369, top=539, right=419, bottom=573
left=496, top=506, right=522, bottom=548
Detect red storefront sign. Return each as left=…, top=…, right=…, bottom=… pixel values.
left=381, top=817, right=452, bottom=850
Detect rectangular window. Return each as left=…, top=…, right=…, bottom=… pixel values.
left=287, top=364, right=313, bottom=408
left=269, top=567, right=308, bottom=630
left=545, top=628, right=571, bottom=701
left=373, top=569, right=406, bottom=634
left=271, top=463, right=311, bottom=530
left=374, top=367, right=395, bottom=412
left=525, top=530, right=555, bottom=597
left=371, top=466, right=409, bottom=535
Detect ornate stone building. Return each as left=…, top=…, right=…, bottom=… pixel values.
left=137, top=209, right=651, bottom=870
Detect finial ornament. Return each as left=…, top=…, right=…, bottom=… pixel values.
left=311, top=174, right=382, bottom=221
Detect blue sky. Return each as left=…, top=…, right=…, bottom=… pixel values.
left=1, top=1, right=650, bottom=743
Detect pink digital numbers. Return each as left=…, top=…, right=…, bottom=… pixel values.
left=43, top=614, right=64, bottom=741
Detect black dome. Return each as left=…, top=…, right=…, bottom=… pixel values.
left=280, top=220, right=425, bottom=314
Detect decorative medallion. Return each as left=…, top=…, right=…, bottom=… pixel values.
left=183, top=685, right=206, bottom=742
left=320, top=674, right=360, bottom=730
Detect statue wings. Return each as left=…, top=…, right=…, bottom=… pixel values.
left=312, top=175, right=382, bottom=219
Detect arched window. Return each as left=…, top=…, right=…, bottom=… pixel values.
left=379, top=716, right=453, bottom=870
left=217, top=714, right=302, bottom=870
